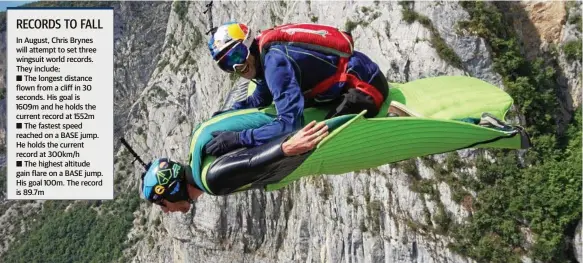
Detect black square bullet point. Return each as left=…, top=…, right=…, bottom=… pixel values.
left=16, top=161, right=22, bottom=167
left=16, top=123, right=22, bottom=129
left=16, top=75, right=22, bottom=81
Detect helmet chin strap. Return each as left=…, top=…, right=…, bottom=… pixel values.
left=233, top=71, right=259, bottom=86
left=233, top=68, right=259, bottom=86
left=234, top=53, right=260, bottom=86
left=174, top=182, right=192, bottom=203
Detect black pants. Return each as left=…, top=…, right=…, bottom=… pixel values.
left=326, top=71, right=389, bottom=119
left=204, top=135, right=311, bottom=195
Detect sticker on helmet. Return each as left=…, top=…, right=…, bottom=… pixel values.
left=157, top=170, right=171, bottom=185
left=154, top=185, right=165, bottom=195
left=172, top=164, right=181, bottom=178
left=211, top=23, right=248, bottom=55
left=212, top=28, right=232, bottom=52
left=228, top=23, right=247, bottom=40
left=170, top=181, right=180, bottom=195
left=159, top=161, right=167, bottom=168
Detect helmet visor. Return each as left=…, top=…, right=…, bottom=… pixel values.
left=216, top=41, right=249, bottom=73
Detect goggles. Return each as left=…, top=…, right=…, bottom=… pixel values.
left=216, top=41, right=250, bottom=73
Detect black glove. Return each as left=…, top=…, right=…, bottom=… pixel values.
left=204, top=131, right=243, bottom=156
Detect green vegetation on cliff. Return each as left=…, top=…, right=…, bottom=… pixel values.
left=448, top=2, right=582, bottom=263
left=2, top=195, right=141, bottom=263
left=0, top=2, right=141, bottom=262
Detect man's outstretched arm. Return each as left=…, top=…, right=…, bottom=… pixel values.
left=281, top=121, right=329, bottom=156
left=205, top=50, right=305, bottom=156
left=238, top=49, right=305, bottom=147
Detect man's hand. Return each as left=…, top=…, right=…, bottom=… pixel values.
left=282, top=121, right=329, bottom=156
left=205, top=131, right=243, bottom=156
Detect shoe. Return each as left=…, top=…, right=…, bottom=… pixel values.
left=479, top=113, right=514, bottom=132
left=387, top=101, right=422, bottom=117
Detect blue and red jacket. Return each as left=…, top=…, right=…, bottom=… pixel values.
left=231, top=44, right=382, bottom=147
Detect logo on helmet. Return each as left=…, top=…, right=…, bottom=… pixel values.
left=170, top=181, right=181, bottom=195
left=156, top=169, right=172, bottom=185
left=211, top=23, right=249, bottom=54
left=227, top=23, right=248, bottom=41
left=154, top=185, right=165, bottom=195
left=172, top=164, right=181, bottom=178
left=211, top=28, right=233, bottom=53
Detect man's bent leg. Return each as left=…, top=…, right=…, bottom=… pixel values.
left=326, top=89, right=378, bottom=118
left=204, top=135, right=311, bottom=195
left=326, top=71, right=390, bottom=119
left=369, top=70, right=389, bottom=100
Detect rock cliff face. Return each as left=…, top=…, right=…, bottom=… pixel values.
left=120, top=1, right=581, bottom=263
left=0, top=1, right=580, bottom=263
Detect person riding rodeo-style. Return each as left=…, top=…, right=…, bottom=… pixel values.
left=139, top=21, right=391, bottom=213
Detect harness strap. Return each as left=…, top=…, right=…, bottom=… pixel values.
left=305, top=57, right=349, bottom=98
left=305, top=57, right=384, bottom=109
left=343, top=74, right=384, bottom=108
